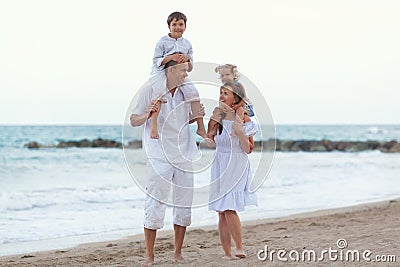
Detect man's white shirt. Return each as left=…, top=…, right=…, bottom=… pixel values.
left=132, top=73, right=198, bottom=164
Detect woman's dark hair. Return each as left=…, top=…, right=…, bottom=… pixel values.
left=217, top=81, right=245, bottom=135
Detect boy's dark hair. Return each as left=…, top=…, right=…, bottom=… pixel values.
left=167, top=11, right=187, bottom=26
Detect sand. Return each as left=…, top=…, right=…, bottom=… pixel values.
left=1, top=199, right=399, bottom=266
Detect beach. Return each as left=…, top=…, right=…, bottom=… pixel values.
left=1, top=198, right=398, bottom=266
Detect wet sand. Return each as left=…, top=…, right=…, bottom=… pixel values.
left=1, top=198, right=399, bottom=266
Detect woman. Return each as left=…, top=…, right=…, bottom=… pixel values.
left=208, top=81, right=258, bottom=260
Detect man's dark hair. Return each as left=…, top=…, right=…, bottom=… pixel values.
left=167, top=11, right=187, bottom=26
left=164, top=60, right=178, bottom=70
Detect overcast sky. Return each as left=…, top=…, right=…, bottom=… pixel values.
left=1, top=0, right=399, bottom=125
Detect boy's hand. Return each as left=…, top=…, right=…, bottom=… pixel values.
left=170, top=54, right=182, bottom=62
left=177, top=54, right=190, bottom=63
left=168, top=53, right=190, bottom=64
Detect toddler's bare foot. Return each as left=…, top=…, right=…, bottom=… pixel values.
left=235, top=249, right=246, bottom=258
left=141, top=257, right=154, bottom=267
left=150, top=126, right=159, bottom=139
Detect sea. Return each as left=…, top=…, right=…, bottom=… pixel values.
left=1, top=124, right=400, bottom=256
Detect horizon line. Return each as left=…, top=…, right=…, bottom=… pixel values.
left=0, top=123, right=399, bottom=126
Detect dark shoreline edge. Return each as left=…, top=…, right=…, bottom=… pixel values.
left=25, top=138, right=400, bottom=153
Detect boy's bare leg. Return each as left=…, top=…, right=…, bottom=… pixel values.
left=142, top=228, right=157, bottom=267
left=173, top=224, right=187, bottom=262
left=206, top=107, right=222, bottom=145
left=206, top=113, right=220, bottom=147
left=196, top=117, right=207, bottom=139
left=150, top=100, right=161, bottom=139
left=191, top=101, right=207, bottom=139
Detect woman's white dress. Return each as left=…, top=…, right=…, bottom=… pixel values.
left=208, top=120, right=258, bottom=212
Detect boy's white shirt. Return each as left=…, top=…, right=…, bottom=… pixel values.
left=150, top=34, right=193, bottom=76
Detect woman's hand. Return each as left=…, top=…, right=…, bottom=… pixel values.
left=232, top=120, right=244, bottom=135
left=233, top=121, right=251, bottom=153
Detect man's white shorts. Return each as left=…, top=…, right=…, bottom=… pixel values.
left=144, top=158, right=194, bottom=230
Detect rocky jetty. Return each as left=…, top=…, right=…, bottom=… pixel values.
left=25, top=139, right=400, bottom=153
left=264, top=139, right=400, bottom=153
left=25, top=138, right=123, bottom=149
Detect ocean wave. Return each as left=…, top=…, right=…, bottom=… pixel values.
left=0, top=186, right=142, bottom=212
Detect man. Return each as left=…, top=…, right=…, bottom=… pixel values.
left=130, top=61, right=203, bottom=266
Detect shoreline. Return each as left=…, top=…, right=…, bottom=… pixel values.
left=1, top=198, right=399, bottom=266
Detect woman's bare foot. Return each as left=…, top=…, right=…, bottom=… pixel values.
left=222, top=255, right=232, bottom=260
left=235, top=249, right=246, bottom=258
left=141, top=257, right=154, bottom=267
left=173, top=253, right=184, bottom=263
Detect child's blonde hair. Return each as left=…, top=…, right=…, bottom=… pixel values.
left=215, top=64, right=240, bottom=81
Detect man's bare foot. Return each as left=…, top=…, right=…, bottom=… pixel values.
left=222, top=255, right=232, bottom=260
left=150, top=126, right=159, bottom=139
left=173, top=253, right=184, bottom=263
left=235, top=249, right=246, bottom=258
left=141, top=257, right=154, bottom=267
